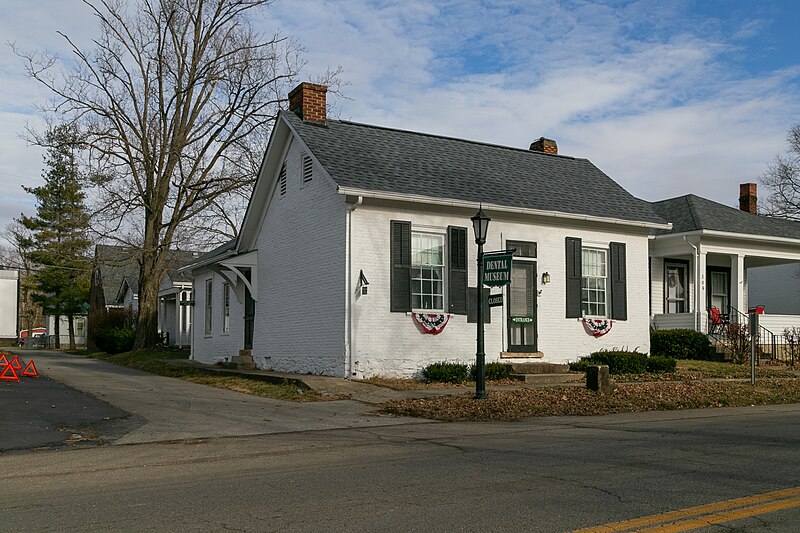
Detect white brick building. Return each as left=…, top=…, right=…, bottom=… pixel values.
left=187, top=82, right=674, bottom=378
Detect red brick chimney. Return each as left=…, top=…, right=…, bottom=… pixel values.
left=288, top=82, right=328, bottom=125
left=739, top=183, right=757, bottom=214
left=530, top=137, right=558, bottom=155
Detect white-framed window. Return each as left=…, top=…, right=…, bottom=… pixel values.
left=411, top=232, right=445, bottom=311
left=75, top=317, right=86, bottom=338
left=581, top=248, right=607, bottom=317
left=204, top=279, right=213, bottom=335
left=222, top=283, right=230, bottom=333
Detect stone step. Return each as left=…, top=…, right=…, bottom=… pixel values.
left=231, top=354, right=256, bottom=370
left=510, top=373, right=583, bottom=385
left=239, top=349, right=252, bottom=358
left=508, top=362, right=570, bottom=374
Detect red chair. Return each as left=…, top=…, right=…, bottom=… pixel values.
left=708, top=307, right=728, bottom=335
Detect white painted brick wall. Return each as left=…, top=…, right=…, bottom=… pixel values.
left=251, top=141, right=347, bottom=375
left=350, top=203, right=653, bottom=378
left=189, top=269, right=245, bottom=364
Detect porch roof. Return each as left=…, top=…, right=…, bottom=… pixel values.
left=651, top=195, right=800, bottom=240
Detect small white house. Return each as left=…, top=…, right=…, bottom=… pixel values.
left=187, top=83, right=672, bottom=378
left=45, top=314, right=88, bottom=348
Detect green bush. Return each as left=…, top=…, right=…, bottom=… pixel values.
left=422, top=361, right=470, bottom=384
left=646, top=355, right=677, bottom=373
left=94, top=327, right=136, bottom=354
left=470, top=362, right=512, bottom=381
left=650, top=329, right=716, bottom=360
left=569, top=350, right=647, bottom=375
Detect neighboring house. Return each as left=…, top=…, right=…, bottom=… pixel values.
left=0, top=268, right=19, bottom=345
left=649, top=184, right=800, bottom=336
left=157, top=255, right=198, bottom=348
left=89, top=244, right=200, bottom=347
left=45, top=314, right=88, bottom=348
left=89, top=245, right=141, bottom=312
left=187, top=82, right=672, bottom=378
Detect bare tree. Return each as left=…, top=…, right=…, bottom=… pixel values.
left=16, top=0, right=309, bottom=348
left=761, top=124, right=800, bottom=219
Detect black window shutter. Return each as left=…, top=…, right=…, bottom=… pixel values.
left=609, top=242, right=627, bottom=320
left=448, top=226, right=468, bottom=315
left=390, top=220, right=411, bottom=312
left=565, top=237, right=582, bottom=318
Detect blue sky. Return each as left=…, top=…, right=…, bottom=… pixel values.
left=1, top=0, right=799, bottom=234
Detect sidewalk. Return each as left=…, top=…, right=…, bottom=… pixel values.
left=162, top=359, right=584, bottom=404
left=164, top=358, right=481, bottom=404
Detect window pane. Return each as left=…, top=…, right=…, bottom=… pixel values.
left=581, top=248, right=607, bottom=317
left=411, top=232, right=445, bottom=311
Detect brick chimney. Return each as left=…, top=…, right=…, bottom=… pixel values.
left=288, top=82, right=328, bottom=125
left=530, top=137, right=558, bottom=155
left=739, top=183, right=757, bottom=214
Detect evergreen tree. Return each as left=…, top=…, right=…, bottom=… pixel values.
left=17, top=124, right=91, bottom=350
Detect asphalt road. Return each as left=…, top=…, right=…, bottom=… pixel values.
left=1, top=354, right=134, bottom=451
left=2, top=402, right=799, bottom=531
left=3, top=350, right=799, bottom=531
left=5, top=351, right=426, bottom=447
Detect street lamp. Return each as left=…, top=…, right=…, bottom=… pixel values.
left=470, top=207, right=491, bottom=399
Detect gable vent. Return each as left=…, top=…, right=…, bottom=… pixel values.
left=279, top=161, right=287, bottom=196
left=302, top=155, right=313, bottom=183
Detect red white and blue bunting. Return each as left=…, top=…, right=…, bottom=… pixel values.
left=412, top=313, right=451, bottom=335
left=583, top=318, right=612, bottom=337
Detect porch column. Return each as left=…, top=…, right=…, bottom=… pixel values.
left=731, top=253, right=745, bottom=316
left=175, top=295, right=181, bottom=348
left=697, top=251, right=707, bottom=332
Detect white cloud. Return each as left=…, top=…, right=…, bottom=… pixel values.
left=1, top=0, right=799, bottom=232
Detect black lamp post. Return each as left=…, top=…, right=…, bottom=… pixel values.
left=471, top=207, right=490, bottom=400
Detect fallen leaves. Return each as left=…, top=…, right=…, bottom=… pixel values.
left=380, top=379, right=800, bottom=422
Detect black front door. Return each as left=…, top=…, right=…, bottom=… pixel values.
left=507, top=261, right=537, bottom=352
left=244, top=270, right=254, bottom=349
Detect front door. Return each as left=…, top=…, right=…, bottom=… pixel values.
left=507, top=261, right=537, bottom=352
left=664, top=261, right=688, bottom=313
left=244, top=270, right=254, bottom=349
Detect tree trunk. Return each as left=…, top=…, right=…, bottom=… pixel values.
left=133, top=231, right=163, bottom=350
left=53, top=314, right=61, bottom=349
left=67, top=314, right=76, bottom=350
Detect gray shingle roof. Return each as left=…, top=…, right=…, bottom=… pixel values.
left=94, top=245, right=140, bottom=305
left=650, top=195, right=800, bottom=239
left=283, top=111, right=665, bottom=225
left=94, top=245, right=203, bottom=304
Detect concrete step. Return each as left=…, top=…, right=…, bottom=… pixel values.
left=510, top=373, right=583, bottom=385
left=508, top=362, right=570, bottom=374
left=231, top=354, right=256, bottom=370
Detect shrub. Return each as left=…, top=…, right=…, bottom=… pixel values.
left=650, top=329, right=715, bottom=360
left=422, top=361, right=470, bottom=384
left=471, top=362, right=512, bottom=381
left=94, top=327, right=136, bottom=354
left=569, top=350, right=647, bottom=375
left=646, top=355, right=677, bottom=373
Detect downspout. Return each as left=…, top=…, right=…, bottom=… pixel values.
left=346, top=196, right=363, bottom=379
left=684, top=236, right=700, bottom=332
